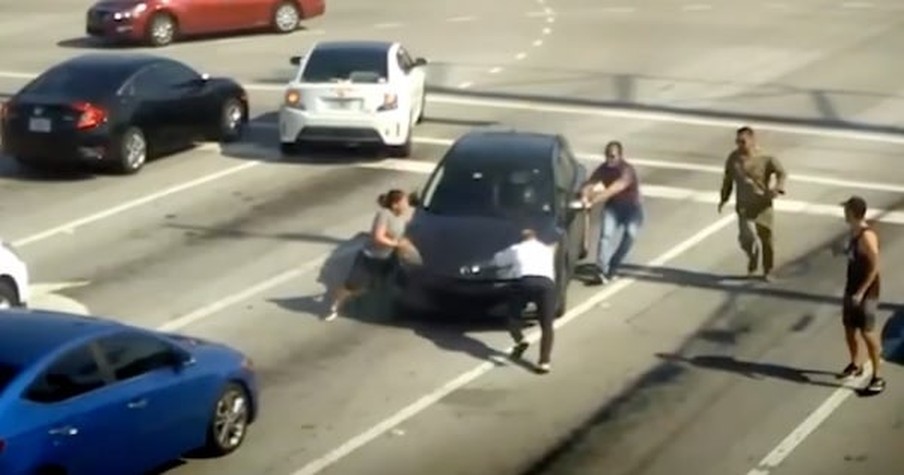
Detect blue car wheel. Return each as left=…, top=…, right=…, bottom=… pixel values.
left=204, top=382, right=251, bottom=455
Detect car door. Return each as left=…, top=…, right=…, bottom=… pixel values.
left=154, top=61, right=213, bottom=141
left=95, top=331, right=212, bottom=469
left=20, top=342, right=141, bottom=475
left=126, top=65, right=183, bottom=147
left=178, top=0, right=238, bottom=34
left=555, top=138, right=586, bottom=266
left=395, top=47, right=424, bottom=119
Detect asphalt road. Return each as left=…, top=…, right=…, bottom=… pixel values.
left=1, top=1, right=904, bottom=475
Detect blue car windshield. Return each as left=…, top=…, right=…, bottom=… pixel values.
left=0, top=362, right=21, bottom=394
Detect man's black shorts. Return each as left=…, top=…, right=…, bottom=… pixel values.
left=842, top=297, right=878, bottom=331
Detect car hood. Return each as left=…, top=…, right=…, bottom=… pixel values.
left=404, top=211, right=557, bottom=278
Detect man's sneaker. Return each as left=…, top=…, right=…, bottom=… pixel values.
left=323, top=306, right=339, bottom=322
left=866, top=376, right=886, bottom=393
left=511, top=341, right=529, bottom=359
left=836, top=363, right=863, bottom=379
left=536, top=362, right=551, bottom=374
left=586, top=273, right=610, bottom=286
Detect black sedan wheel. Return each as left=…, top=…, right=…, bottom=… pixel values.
left=204, top=382, right=250, bottom=455
left=147, top=13, right=177, bottom=47
left=218, top=98, right=245, bottom=143
left=114, top=127, right=147, bottom=175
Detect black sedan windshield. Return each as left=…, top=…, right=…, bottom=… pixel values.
left=301, top=48, right=388, bottom=82
left=422, top=161, right=555, bottom=219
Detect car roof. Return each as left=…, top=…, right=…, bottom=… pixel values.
left=54, top=53, right=166, bottom=76
left=311, top=40, right=395, bottom=54
left=444, top=130, right=559, bottom=167
left=0, top=309, right=122, bottom=368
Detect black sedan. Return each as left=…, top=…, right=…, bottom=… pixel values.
left=0, top=53, right=248, bottom=174
left=393, top=130, right=590, bottom=319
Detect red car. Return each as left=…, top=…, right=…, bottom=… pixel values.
left=85, top=0, right=325, bottom=47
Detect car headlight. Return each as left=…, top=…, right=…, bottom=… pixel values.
left=459, top=264, right=481, bottom=276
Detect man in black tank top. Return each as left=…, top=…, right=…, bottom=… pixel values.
left=837, top=196, right=885, bottom=393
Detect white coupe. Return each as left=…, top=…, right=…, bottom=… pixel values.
left=278, top=40, right=428, bottom=157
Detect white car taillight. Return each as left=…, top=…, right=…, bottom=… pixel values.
left=284, top=89, right=305, bottom=109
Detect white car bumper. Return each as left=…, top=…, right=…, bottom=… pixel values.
left=278, top=107, right=412, bottom=146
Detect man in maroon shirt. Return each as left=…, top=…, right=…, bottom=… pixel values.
left=580, top=140, right=644, bottom=285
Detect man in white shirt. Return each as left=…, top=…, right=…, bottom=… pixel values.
left=491, top=228, right=558, bottom=373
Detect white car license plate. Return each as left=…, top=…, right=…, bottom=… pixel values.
left=29, top=117, right=51, bottom=133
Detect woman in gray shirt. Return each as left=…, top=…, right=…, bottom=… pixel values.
left=326, top=189, right=412, bottom=321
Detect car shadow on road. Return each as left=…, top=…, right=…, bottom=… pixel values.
left=0, top=155, right=98, bottom=181
left=267, top=236, right=536, bottom=372
left=218, top=112, right=400, bottom=164
left=656, top=352, right=841, bottom=388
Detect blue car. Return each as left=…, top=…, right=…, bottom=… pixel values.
left=0, top=308, right=258, bottom=475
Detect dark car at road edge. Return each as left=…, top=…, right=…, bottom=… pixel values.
left=392, top=130, right=590, bottom=319
left=0, top=53, right=248, bottom=175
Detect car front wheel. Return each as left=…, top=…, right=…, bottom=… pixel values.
left=204, top=382, right=251, bottom=456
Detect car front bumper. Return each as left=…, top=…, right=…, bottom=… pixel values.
left=278, top=106, right=411, bottom=146
left=393, top=268, right=519, bottom=318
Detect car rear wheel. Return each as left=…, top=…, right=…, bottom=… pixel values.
left=554, top=253, right=569, bottom=318
left=218, top=98, right=245, bottom=143
left=114, top=127, right=147, bottom=175
left=147, top=13, right=177, bottom=47
left=272, top=2, right=300, bottom=33
left=0, top=278, right=20, bottom=309
left=204, top=382, right=251, bottom=456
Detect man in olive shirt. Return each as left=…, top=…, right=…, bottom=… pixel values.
left=718, top=126, right=787, bottom=281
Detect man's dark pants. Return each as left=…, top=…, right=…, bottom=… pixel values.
left=507, top=275, right=557, bottom=364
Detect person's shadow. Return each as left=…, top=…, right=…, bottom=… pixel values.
left=267, top=232, right=394, bottom=322
left=656, top=353, right=840, bottom=388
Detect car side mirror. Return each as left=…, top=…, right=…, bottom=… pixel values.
left=169, top=349, right=195, bottom=370
left=408, top=190, right=421, bottom=207
left=414, top=57, right=428, bottom=67
left=290, top=55, right=303, bottom=66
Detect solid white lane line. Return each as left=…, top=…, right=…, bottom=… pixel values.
left=445, top=16, right=476, bottom=22
left=407, top=135, right=904, bottom=194
left=3, top=71, right=901, bottom=146
left=11, top=161, right=261, bottom=248
left=745, top=364, right=872, bottom=475
left=421, top=94, right=904, bottom=146
left=373, top=22, right=403, bottom=29
left=286, top=215, right=736, bottom=475
left=358, top=158, right=904, bottom=224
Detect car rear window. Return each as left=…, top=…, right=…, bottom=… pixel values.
left=301, top=48, right=389, bottom=83
left=22, top=64, right=130, bottom=100
left=422, top=161, right=555, bottom=218
left=0, top=362, right=21, bottom=395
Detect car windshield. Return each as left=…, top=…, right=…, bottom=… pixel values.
left=0, top=362, right=21, bottom=395
left=422, top=161, right=555, bottom=218
left=300, top=48, right=388, bottom=83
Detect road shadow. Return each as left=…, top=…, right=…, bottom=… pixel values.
left=656, top=353, right=840, bottom=388
left=218, top=112, right=397, bottom=164
left=267, top=234, right=536, bottom=372
left=167, top=223, right=349, bottom=245
left=0, top=155, right=98, bottom=181
left=423, top=63, right=904, bottom=139
left=56, top=26, right=315, bottom=50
